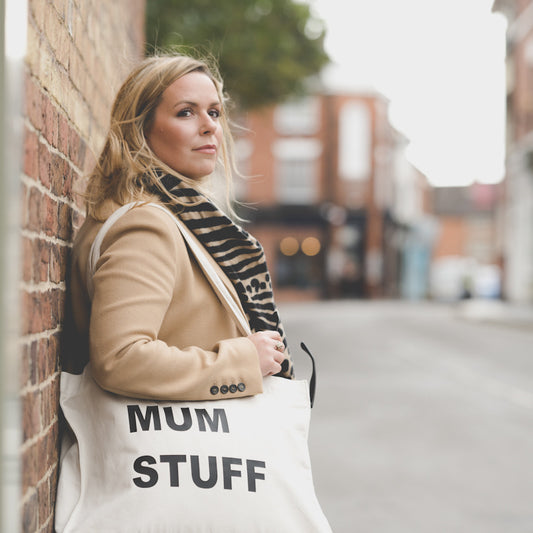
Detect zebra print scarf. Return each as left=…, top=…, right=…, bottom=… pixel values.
left=157, top=173, right=294, bottom=379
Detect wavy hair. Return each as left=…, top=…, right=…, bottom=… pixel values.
left=85, top=53, right=237, bottom=219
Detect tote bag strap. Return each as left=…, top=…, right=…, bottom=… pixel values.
left=86, top=202, right=251, bottom=336
left=147, top=203, right=252, bottom=336
left=86, top=202, right=137, bottom=301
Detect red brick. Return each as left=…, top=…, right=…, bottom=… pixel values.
left=57, top=201, right=72, bottom=241
left=68, top=129, right=88, bottom=170
left=43, top=194, right=59, bottom=236
left=21, top=290, right=62, bottom=335
left=26, top=187, right=42, bottom=232
left=41, top=515, right=55, bottom=533
left=48, top=463, right=59, bottom=525
left=35, top=339, right=48, bottom=383
left=40, top=291, right=53, bottom=332
left=68, top=127, right=80, bottom=164
left=22, top=237, right=33, bottom=283
left=43, top=96, right=59, bottom=149
left=45, top=333, right=61, bottom=380
left=63, top=162, right=73, bottom=200
left=28, top=341, right=39, bottom=386
left=23, top=237, right=52, bottom=283
left=50, top=151, right=66, bottom=198
left=22, top=389, right=41, bottom=441
left=49, top=242, right=67, bottom=283
left=40, top=378, right=59, bottom=430
left=20, top=343, right=32, bottom=389
left=39, top=421, right=59, bottom=479
left=37, top=475, right=51, bottom=528
left=58, top=113, right=69, bottom=155
left=52, top=287, right=66, bottom=327
left=20, top=182, right=29, bottom=228
left=22, top=489, right=38, bottom=532
left=39, top=239, right=51, bottom=282
left=21, top=425, right=59, bottom=495
left=50, top=332, right=61, bottom=369
left=24, top=128, right=39, bottom=179
left=21, top=291, right=40, bottom=335
left=25, top=76, right=44, bottom=131
left=21, top=440, right=39, bottom=494
left=38, top=141, right=52, bottom=189
left=37, top=336, right=57, bottom=384
left=37, top=465, right=59, bottom=531
left=42, top=288, right=62, bottom=332
left=78, top=136, right=87, bottom=169
left=22, top=426, right=59, bottom=498
left=58, top=289, right=66, bottom=324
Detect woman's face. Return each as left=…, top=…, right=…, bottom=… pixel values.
left=146, top=71, right=223, bottom=180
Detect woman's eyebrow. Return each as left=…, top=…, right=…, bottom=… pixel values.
left=173, top=100, right=221, bottom=109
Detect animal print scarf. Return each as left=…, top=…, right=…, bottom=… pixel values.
left=157, top=173, right=294, bottom=379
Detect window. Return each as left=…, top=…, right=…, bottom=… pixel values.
left=274, top=97, right=321, bottom=135
left=272, top=138, right=322, bottom=205
left=276, top=158, right=317, bottom=204
left=338, top=101, right=371, bottom=181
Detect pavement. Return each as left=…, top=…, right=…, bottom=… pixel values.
left=454, top=298, right=533, bottom=330
left=278, top=299, right=533, bottom=533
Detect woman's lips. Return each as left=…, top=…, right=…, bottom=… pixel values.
left=193, top=145, right=217, bottom=154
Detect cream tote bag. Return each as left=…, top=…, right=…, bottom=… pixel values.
left=55, top=203, right=331, bottom=533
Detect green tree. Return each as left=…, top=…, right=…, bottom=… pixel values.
left=146, top=0, right=329, bottom=109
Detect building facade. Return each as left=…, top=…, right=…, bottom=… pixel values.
left=237, top=91, right=429, bottom=300
left=428, top=184, right=501, bottom=300
left=493, top=0, right=533, bottom=302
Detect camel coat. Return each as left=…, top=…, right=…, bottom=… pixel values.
left=68, top=202, right=263, bottom=401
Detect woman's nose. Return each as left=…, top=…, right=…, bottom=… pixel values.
left=200, top=113, right=217, bottom=134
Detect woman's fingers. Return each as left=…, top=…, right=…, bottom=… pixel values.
left=267, top=362, right=282, bottom=376
left=247, top=331, right=286, bottom=377
left=262, top=330, right=282, bottom=341
left=273, top=348, right=285, bottom=363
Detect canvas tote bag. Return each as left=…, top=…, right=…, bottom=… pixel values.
left=55, top=203, right=331, bottom=533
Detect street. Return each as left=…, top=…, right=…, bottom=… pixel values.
left=279, top=300, right=533, bottom=533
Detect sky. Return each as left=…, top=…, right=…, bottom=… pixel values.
left=305, top=0, right=508, bottom=187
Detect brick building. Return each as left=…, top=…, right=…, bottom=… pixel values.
left=427, top=184, right=502, bottom=300
left=237, top=91, right=430, bottom=300
left=1, top=1, right=146, bottom=531
left=492, top=0, right=533, bottom=302
left=431, top=184, right=500, bottom=262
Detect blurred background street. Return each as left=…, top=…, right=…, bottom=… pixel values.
left=281, top=300, right=533, bottom=533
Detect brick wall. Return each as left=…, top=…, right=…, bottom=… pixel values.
left=20, top=1, right=145, bottom=531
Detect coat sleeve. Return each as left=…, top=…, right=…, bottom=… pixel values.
left=89, top=205, right=263, bottom=400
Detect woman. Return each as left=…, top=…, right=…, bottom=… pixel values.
left=68, top=53, right=293, bottom=401
left=56, top=53, right=334, bottom=533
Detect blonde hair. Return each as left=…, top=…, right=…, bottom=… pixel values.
left=85, top=53, right=237, bottom=219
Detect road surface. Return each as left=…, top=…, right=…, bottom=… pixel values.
left=279, top=300, right=533, bottom=533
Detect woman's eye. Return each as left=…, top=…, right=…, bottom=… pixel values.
left=177, top=108, right=193, bottom=117
left=209, top=109, right=221, bottom=118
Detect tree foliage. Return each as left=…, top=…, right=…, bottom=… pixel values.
left=145, top=0, right=329, bottom=110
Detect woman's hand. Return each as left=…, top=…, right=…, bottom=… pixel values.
left=247, top=330, right=286, bottom=377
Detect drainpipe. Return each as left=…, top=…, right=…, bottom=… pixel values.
left=1, top=1, right=27, bottom=531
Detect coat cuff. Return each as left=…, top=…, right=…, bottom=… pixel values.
left=208, top=337, right=263, bottom=399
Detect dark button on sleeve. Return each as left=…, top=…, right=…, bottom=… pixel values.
left=229, top=384, right=237, bottom=393
left=220, top=385, right=229, bottom=394
left=237, top=383, right=246, bottom=392
left=210, top=386, right=219, bottom=396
